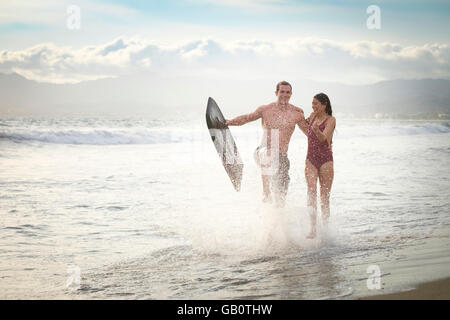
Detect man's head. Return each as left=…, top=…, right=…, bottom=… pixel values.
left=275, top=81, right=292, bottom=106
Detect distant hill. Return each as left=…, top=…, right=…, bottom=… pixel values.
left=0, top=73, right=449, bottom=119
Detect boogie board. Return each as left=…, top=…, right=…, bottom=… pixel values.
left=206, top=97, right=243, bottom=192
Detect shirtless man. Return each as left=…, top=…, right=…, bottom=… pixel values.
left=226, top=81, right=306, bottom=206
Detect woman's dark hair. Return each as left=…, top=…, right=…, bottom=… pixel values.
left=314, top=93, right=332, bottom=116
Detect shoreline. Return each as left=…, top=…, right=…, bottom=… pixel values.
left=360, top=277, right=450, bottom=300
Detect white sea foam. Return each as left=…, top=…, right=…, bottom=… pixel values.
left=0, top=120, right=448, bottom=144
left=333, top=121, right=450, bottom=139
left=1, top=116, right=450, bottom=299
left=186, top=202, right=328, bottom=258
left=0, top=128, right=188, bottom=145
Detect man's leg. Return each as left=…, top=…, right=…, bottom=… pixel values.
left=273, top=155, right=290, bottom=207
left=255, top=146, right=273, bottom=202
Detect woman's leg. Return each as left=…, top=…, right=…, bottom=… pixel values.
left=318, top=161, right=334, bottom=228
left=305, top=159, right=319, bottom=238
left=261, top=174, right=271, bottom=202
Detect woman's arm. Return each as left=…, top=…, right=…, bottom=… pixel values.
left=312, top=116, right=336, bottom=144
left=226, top=105, right=264, bottom=126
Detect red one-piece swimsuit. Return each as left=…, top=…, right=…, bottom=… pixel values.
left=307, top=116, right=333, bottom=170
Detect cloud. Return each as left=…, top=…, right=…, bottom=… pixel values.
left=0, top=36, right=449, bottom=84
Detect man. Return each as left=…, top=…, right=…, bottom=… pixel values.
left=226, top=81, right=306, bottom=207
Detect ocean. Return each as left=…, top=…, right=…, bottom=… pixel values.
left=1, top=116, right=450, bottom=299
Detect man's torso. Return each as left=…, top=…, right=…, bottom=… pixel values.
left=260, top=103, right=303, bottom=154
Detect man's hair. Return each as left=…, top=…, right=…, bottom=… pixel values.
left=276, top=81, right=292, bottom=93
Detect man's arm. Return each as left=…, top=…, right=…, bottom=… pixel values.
left=294, top=106, right=308, bottom=135
left=297, top=119, right=308, bottom=135
left=226, top=106, right=264, bottom=126
left=298, top=111, right=316, bottom=134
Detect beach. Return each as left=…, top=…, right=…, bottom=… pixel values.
left=356, top=227, right=450, bottom=300
left=362, top=277, right=450, bottom=300
left=1, top=117, right=449, bottom=299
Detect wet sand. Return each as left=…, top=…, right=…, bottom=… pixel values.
left=361, top=277, right=450, bottom=300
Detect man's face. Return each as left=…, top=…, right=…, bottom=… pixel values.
left=276, top=85, right=292, bottom=105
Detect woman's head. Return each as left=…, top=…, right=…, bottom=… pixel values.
left=313, top=93, right=332, bottom=116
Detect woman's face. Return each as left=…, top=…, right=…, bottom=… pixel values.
left=312, top=98, right=325, bottom=113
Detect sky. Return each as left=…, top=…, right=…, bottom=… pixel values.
left=0, top=0, right=449, bottom=84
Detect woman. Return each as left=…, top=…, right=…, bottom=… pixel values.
left=298, top=93, right=336, bottom=239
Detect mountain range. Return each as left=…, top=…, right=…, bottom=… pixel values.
left=1, top=73, right=449, bottom=119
